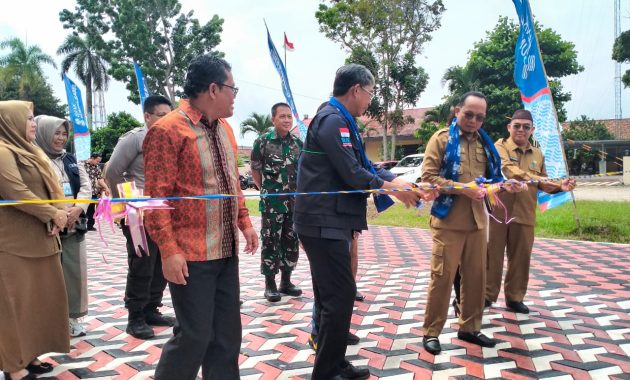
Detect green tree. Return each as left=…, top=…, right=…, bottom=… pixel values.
left=240, top=112, right=273, bottom=139
left=91, top=112, right=142, bottom=160
left=59, top=0, right=224, bottom=103
left=562, top=115, right=614, bottom=175
left=316, top=0, right=444, bottom=160
left=57, top=34, right=110, bottom=129
left=357, top=119, right=378, bottom=138
left=0, top=68, right=67, bottom=118
left=424, top=102, right=452, bottom=124
left=434, top=17, right=583, bottom=139
left=413, top=121, right=441, bottom=153
left=563, top=115, right=614, bottom=141
left=0, top=38, right=57, bottom=99
left=612, top=30, right=630, bottom=87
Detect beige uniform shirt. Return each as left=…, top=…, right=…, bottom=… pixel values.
left=422, top=128, right=490, bottom=231
left=493, top=137, right=562, bottom=226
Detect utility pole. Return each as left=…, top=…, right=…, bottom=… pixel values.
left=614, top=0, right=622, bottom=137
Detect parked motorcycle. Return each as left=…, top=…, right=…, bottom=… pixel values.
left=240, top=174, right=249, bottom=190
left=239, top=173, right=258, bottom=190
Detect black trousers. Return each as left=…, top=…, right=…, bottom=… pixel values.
left=154, top=256, right=241, bottom=380
left=86, top=201, right=96, bottom=229
left=121, top=221, right=167, bottom=314
left=454, top=267, right=461, bottom=303
left=299, top=234, right=355, bottom=380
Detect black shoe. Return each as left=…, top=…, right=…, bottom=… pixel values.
left=339, top=361, right=370, bottom=380
left=506, top=300, right=530, bottom=314
left=347, top=331, right=360, bottom=345
left=279, top=271, right=302, bottom=296
left=422, top=336, right=441, bottom=354
left=126, top=317, right=155, bottom=339
left=457, top=331, right=496, bottom=347
left=25, top=361, right=53, bottom=375
left=264, top=275, right=281, bottom=302
left=145, top=310, right=176, bottom=326
left=278, top=282, right=302, bottom=296
left=485, top=299, right=493, bottom=308
left=355, top=291, right=365, bottom=302
left=87, top=226, right=97, bottom=231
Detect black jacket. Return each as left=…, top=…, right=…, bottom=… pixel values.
left=294, top=104, right=395, bottom=231
left=63, top=153, right=82, bottom=198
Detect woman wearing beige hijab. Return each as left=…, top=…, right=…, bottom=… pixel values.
left=0, top=101, right=70, bottom=380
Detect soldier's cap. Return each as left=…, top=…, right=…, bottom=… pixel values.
left=510, top=109, right=533, bottom=122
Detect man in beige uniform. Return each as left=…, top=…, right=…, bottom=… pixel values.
left=421, top=91, right=508, bottom=354
left=486, top=109, right=576, bottom=314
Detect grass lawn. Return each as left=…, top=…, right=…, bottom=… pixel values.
left=244, top=199, right=630, bottom=244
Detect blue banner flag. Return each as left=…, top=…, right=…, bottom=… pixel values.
left=512, top=0, right=571, bottom=211
left=265, top=24, right=308, bottom=140
left=134, top=62, right=150, bottom=107
left=63, top=74, right=91, bottom=161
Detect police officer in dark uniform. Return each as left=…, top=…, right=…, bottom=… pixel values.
left=295, top=64, right=437, bottom=380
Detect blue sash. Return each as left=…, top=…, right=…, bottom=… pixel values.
left=430, top=118, right=503, bottom=218
left=328, top=97, right=394, bottom=212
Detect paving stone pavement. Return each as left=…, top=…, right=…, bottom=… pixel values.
left=31, top=217, right=629, bottom=380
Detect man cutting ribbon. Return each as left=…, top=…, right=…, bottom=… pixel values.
left=295, top=63, right=438, bottom=380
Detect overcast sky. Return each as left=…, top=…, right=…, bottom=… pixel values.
left=1, top=0, right=629, bottom=146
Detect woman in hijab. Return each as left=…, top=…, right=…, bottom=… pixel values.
left=35, top=115, right=93, bottom=338
left=0, top=101, right=70, bottom=380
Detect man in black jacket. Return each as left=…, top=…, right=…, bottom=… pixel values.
left=295, top=64, right=438, bottom=380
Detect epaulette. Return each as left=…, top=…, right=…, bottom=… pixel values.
left=435, top=127, right=450, bottom=135
left=120, top=127, right=144, bottom=138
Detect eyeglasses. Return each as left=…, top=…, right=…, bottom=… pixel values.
left=511, top=123, right=532, bottom=131
left=220, top=83, right=239, bottom=96
left=462, top=111, right=485, bottom=123
left=360, top=86, right=375, bottom=99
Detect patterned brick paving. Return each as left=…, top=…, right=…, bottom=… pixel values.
left=29, top=218, right=629, bottom=379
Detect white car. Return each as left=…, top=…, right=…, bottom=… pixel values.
left=389, top=153, right=424, bottom=183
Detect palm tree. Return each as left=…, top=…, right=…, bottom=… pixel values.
left=240, top=112, right=273, bottom=138
left=424, top=102, right=453, bottom=124
left=57, top=34, right=109, bottom=129
left=358, top=119, right=378, bottom=138
left=0, top=38, right=57, bottom=98
left=423, top=64, right=481, bottom=124
left=442, top=64, right=481, bottom=98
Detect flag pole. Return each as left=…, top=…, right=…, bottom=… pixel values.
left=284, top=33, right=287, bottom=71
left=527, top=2, right=582, bottom=234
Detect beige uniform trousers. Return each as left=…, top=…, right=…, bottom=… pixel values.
left=486, top=220, right=535, bottom=303
left=422, top=227, right=487, bottom=337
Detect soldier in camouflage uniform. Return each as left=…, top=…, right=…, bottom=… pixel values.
left=251, top=102, right=303, bottom=302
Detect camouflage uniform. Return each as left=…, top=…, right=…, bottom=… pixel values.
left=251, top=130, right=302, bottom=276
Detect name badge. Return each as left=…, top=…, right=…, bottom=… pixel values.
left=63, top=182, right=73, bottom=196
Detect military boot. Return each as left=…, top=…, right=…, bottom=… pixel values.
left=126, top=311, right=155, bottom=339
left=264, top=275, right=281, bottom=302
left=279, top=270, right=302, bottom=296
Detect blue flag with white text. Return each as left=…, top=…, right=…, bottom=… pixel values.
left=63, top=75, right=90, bottom=161
left=265, top=25, right=308, bottom=140
left=512, top=0, right=571, bottom=211
left=134, top=63, right=150, bottom=107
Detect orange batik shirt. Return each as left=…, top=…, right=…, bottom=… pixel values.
left=143, top=99, right=252, bottom=262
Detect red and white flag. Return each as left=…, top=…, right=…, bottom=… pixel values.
left=284, top=33, right=295, bottom=51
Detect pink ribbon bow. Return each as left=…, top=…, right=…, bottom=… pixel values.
left=94, top=182, right=172, bottom=260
